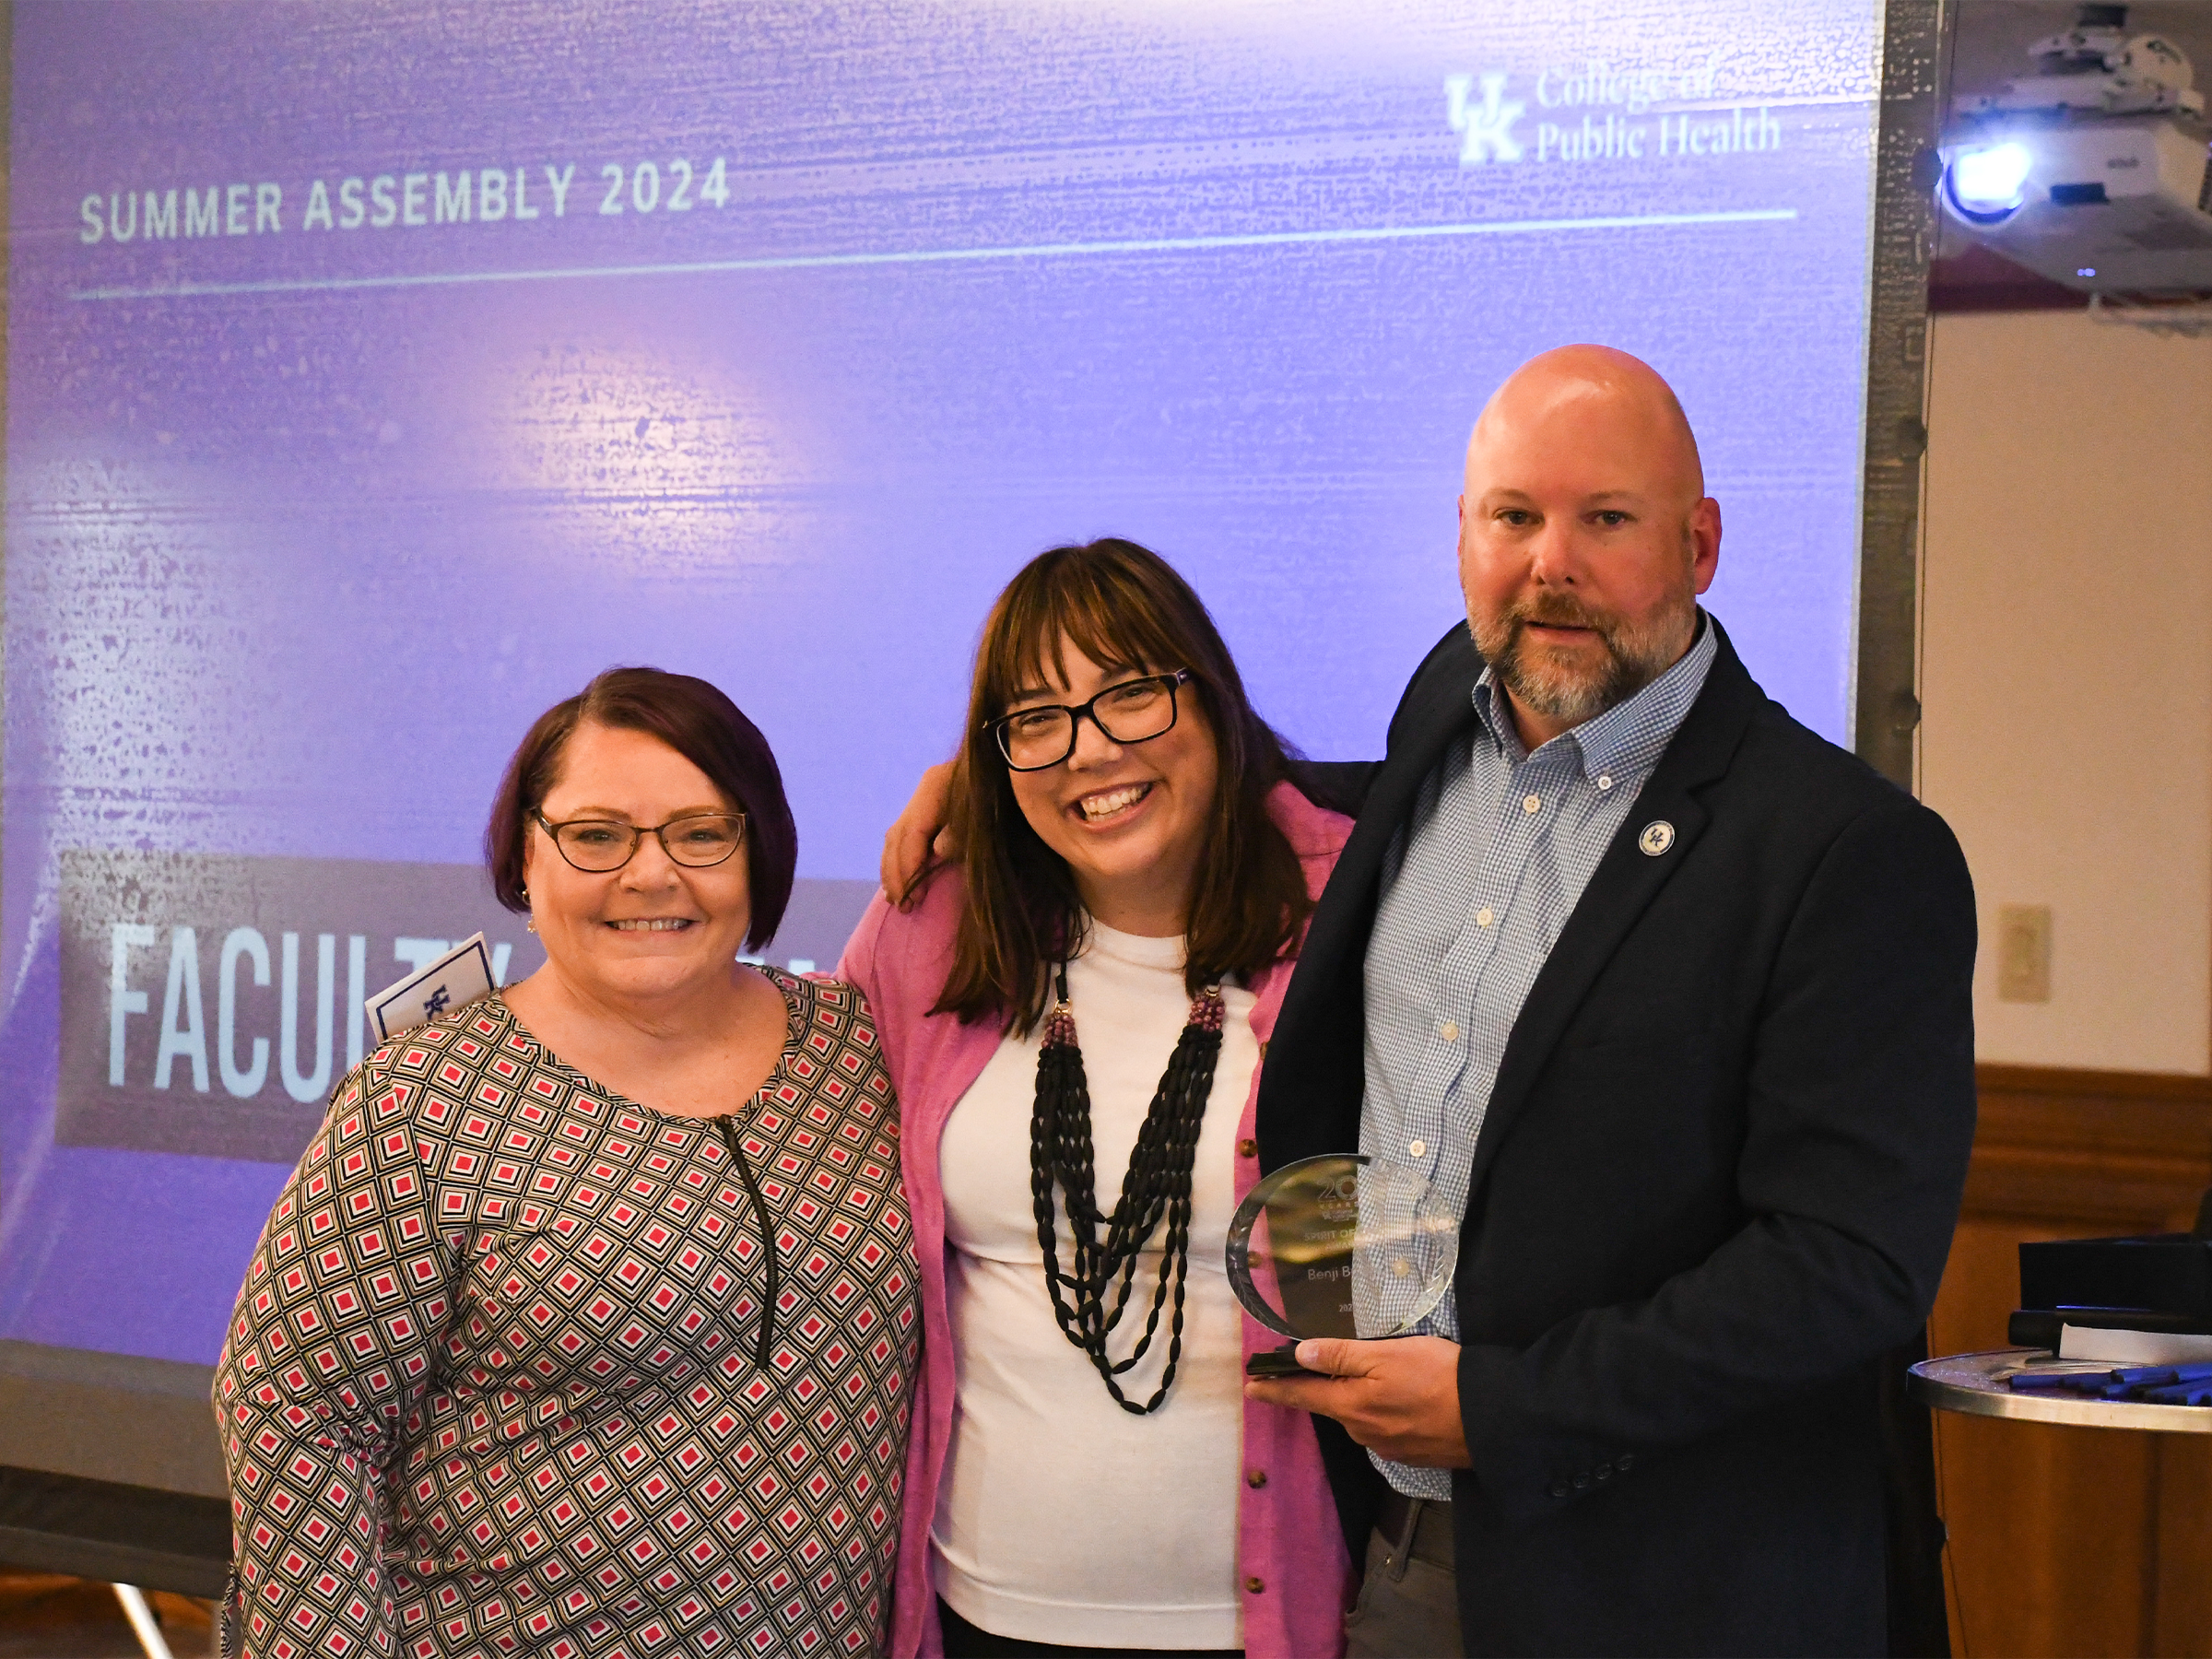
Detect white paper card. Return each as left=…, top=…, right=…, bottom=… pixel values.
left=366, top=931, right=497, bottom=1042
left=2058, top=1324, right=2212, bottom=1366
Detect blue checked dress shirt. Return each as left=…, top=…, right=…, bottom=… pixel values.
left=1360, top=614, right=1717, bottom=1500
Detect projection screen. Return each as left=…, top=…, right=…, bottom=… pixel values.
left=0, top=0, right=1936, bottom=1585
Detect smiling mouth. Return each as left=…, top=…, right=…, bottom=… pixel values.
left=606, top=918, right=698, bottom=932
left=1074, top=782, right=1153, bottom=822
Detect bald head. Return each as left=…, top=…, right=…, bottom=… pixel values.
left=1455, top=345, right=1721, bottom=750
left=1469, top=345, right=1704, bottom=502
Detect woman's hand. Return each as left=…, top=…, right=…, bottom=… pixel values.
left=880, top=760, right=959, bottom=906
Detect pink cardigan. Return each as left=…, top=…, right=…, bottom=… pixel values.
left=836, top=782, right=1358, bottom=1659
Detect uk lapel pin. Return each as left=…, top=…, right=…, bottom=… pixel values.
left=1638, top=820, right=1676, bottom=856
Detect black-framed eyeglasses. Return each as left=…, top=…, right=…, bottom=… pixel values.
left=986, top=669, right=1194, bottom=772
left=533, top=810, right=747, bottom=873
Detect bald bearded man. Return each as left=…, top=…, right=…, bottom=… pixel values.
left=1243, top=346, right=1974, bottom=1657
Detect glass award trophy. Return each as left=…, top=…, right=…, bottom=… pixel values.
left=1225, top=1153, right=1460, bottom=1377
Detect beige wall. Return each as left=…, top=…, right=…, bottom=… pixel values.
left=1919, top=310, right=2212, bottom=1076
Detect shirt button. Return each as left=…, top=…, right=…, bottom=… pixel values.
left=1475, top=908, right=1494, bottom=929
left=1408, top=1139, right=1427, bottom=1159
left=1237, top=1137, right=1258, bottom=1159
left=1245, top=1576, right=1265, bottom=1594
left=1523, top=793, right=1541, bottom=813
left=1596, top=774, right=1614, bottom=790
left=1391, top=1258, right=1410, bottom=1277
left=1436, top=1019, right=1459, bottom=1041
left=1246, top=1468, right=1268, bottom=1488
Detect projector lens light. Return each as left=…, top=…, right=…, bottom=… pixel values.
left=1943, top=141, right=2033, bottom=225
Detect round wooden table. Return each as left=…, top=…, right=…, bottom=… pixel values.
left=1910, top=1347, right=2212, bottom=1432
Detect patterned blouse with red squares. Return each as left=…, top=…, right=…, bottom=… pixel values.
left=213, top=971, right=918, bottom=1659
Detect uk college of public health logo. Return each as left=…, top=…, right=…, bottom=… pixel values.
left=1446, top=72, right=1527, bottom=164
left=1442, top=56, right=1780, bottom=169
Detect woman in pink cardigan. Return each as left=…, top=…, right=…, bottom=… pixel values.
left=838, top=539, right=1355, bottom=1659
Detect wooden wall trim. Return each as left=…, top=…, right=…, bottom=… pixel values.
left=1977, top=1065, right=2212, bottom=1103
left=1967, top=1064, right=2212, bottom=1230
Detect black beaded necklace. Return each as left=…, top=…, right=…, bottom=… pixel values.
left=1030, top=959, right=1226, bottom=1415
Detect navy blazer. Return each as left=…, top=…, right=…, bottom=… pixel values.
left=1260, top=618, right=1976, bottom=1658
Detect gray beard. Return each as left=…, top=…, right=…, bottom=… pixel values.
left=1473, top=597, right=1695, bottom=726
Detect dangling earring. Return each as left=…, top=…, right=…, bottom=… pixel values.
left=522, top=886, right=535, bottom=933
left=527, top=916, right=537, bottom=934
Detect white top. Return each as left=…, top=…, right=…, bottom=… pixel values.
left=932, top=920, right=1259, bottom=1649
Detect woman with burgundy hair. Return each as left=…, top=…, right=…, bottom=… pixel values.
left=215, top=667, right=918, bottom=1659
left=838, top=540, right=1357, bottom=1658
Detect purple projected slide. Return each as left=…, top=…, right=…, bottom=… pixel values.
left=4, top=0, right=1883, bottom=1371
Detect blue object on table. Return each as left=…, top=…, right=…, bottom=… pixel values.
left=2140, top=1383, right=2212, bottom=1406
left=2115, top=1366, right=2182, bottom=1386
left=2003, top=1352, right=2212, bottom=1402
left=2004, top=1366, right=2212, bottom=1404
left=2006, top=1372, right=2085, bottom=1392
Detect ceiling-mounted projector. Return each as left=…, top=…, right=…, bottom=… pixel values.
left=1938, top=3, right=2212, bottom=293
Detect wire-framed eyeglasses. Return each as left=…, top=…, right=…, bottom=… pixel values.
left=533, top=810, right=748, bottom=873
left=987, top=669, right=1194, bottom=772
